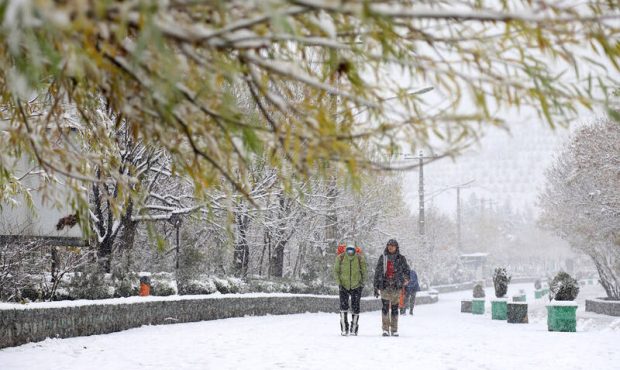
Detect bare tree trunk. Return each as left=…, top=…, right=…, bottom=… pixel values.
left=271, top=240, right=286, bottom=278
left=259, top=232, right=269, bottom=277
left=118, top=199, right=137, bottom=273
left=325, top=176, right=338, bottom=252
left=589, top=249, right=620, bottom=299
left=233, top=211, right=250, bottom=277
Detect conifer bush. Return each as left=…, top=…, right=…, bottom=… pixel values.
left=493, top=267, right=512, bottom=298
left=473, top=283, right=486, bottom=298
left=550, top=271, right=580, bottom=301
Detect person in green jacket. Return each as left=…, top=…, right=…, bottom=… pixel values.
left=334, top=244, right=368, bottom=336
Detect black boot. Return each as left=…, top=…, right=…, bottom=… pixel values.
left=340, top=311, right=349, bottom=336
left=350, top=314, right=359, bottom=336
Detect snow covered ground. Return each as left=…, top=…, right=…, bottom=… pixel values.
left=1, top=283, right=619, bottom=370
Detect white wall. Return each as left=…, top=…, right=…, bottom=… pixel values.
left=0, top=156, right=82, bottom=239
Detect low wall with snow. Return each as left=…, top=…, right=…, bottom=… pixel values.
left=431, top=282, right=477, bottom=293
left=430, top=277, right=539, bottom=294
left=0, top=293, right=437, bottom=349
left=585, top=298, right=620, bottom=317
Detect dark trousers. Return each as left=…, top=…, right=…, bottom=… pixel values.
left=339, top=286, right=363, bottom=314
left=403, top=290, right=417, bottom=311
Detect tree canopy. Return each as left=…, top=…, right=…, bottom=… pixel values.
left=1, top=0, right=619, bottom=206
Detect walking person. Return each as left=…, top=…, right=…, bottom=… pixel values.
left=373, top=239, right=410, bottom=336
left=334, top=243, right=368, bottom=336
left=400, top=268, right=420, bottom=315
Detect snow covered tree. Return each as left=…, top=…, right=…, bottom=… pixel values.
left=540, top=118, right=620, bottom=299
left=1, top=0, right=619, bottom=214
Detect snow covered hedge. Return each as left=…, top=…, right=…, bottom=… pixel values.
left=3, top=272, right=341, bottom=303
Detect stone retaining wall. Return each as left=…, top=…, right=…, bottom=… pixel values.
left=585, top=298, right=620, bottom=317
left=0, top=294, right=437, bottom=349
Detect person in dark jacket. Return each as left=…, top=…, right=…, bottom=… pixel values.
left=400, top=269, right=420, bottom=315
left=373, top=239, right=410, bottom=336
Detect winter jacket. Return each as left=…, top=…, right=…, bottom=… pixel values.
left=373, top=246, right=411, bottom=291
left=406, top=270, right=420, bottom=293
left=334, top=253, right=368, bottom=290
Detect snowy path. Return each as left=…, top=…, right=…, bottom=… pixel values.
left=1, top=283, right=619, bottom=370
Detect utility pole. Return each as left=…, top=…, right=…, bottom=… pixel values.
left=454, top=180, right=475, bottom=252
left=418, top=150, right=425, bottom=237
left=457, top=186, right=462, bottom=251
left=410, top=150, right=436, bottom=239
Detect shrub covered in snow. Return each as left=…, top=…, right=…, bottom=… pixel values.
left=178, top=276, right=218, bottom=295
left=473, top=283, right=485, bottom=298
left=248, top=279, right=287, bottom=293
left=493, top=267, right=512, bottom=298
left=68, top=268, right=114, bottom=300
left=150, top=272, right=177, bottom=296
left=550, top=271, right=580, bottom=301
left=19, top=285, right=43, bottom=302
left=213, top=277, right=246, bottom=294
left=535, top=279, right=542, bottom=290
left=288, top=281, right=309, bottom=294
left=305, top=279, right=339, bottom=295
left=112, top=270, right=139, bottom=298
left=245, top=278, right=338, bottom=295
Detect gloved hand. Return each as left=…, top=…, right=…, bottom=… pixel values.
left=374, top=289, right=380, bottom=298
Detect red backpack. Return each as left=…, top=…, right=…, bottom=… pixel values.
left=337, top=243, right=362, bottom=257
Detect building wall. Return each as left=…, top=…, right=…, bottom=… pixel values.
left=0, top=156, right=82, bottom=239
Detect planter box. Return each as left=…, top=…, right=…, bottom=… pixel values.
left=491, top=299, right=508, bottom=320
left=534, top=290, right=543, bottom=299
left=507, top=302, right=528, bottom=323
left=512, top=295, right=526, bottom=302
left=472, top=299, right=485, bottom=315
left=547, top=301, right=578, bottom=332
left=461, top=300, right=472, bottom=313
left=585, top=298, right=620, bottom=316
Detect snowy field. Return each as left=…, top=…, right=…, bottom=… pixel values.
left=1, top=283, right=619, bottom=370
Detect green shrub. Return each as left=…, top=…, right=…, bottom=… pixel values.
left=550, top=271, right=579, bottom=301
left=114, top=274, right=139, bottom=297
left=150, top=280, right=176, bottom=296
left=68, top=271, right=114, bottom=300
left=473, top=283, right=485, bottom=298
left=178, top=278, right=217, bottom=295
left=20, top=286, right=42, bottom=302
left=492, top=267, right=511, bottom=298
